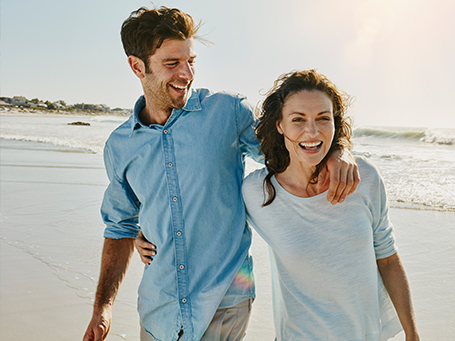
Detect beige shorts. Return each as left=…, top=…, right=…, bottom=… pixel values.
left=141, top=298, right=253, bottom=341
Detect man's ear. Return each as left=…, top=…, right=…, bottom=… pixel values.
left=128, top=55, right=146, bottom=79
left=276, top=121, right=283, bottom=135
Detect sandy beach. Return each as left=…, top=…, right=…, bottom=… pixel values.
left=1, top=138, right=454, bottom=340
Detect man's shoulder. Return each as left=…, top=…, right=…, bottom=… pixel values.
left=193, top=88, right=250, bottom=108
left=189, top=88, right=254, bottom=123
left=194, top=87, right=247, bottom=100
left=105, top=116, right=134, bottom=146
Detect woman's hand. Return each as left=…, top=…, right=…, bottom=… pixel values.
left=135, top=232, right=157, bottom=265
left=322, top=149, right=360, bottom=204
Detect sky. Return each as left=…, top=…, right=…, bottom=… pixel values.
left=1, top=0, right=455, bottom=128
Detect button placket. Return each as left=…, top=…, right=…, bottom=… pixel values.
left=161, top=125, right=191, bottom=326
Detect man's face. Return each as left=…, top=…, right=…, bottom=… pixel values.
left=143, top=38, right=196, bottom=113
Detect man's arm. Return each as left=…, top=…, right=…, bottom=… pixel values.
left=321, top=149, right=360, bottom=204
left=83, top=238, right=135, bottom=341
left=377, top=253, right=420, bottom=341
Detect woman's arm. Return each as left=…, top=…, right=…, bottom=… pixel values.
left=377, top=253, right=420, bottom=341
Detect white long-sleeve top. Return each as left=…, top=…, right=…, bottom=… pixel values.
left=242, top=157, right=402, bottom=341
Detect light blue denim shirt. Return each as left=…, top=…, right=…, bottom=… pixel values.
left=101, top=88, right=262, bottom=341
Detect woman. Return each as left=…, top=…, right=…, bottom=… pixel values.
left=242, top=69, right=419, bottom=340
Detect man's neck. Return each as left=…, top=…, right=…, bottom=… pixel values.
left=139, top=102, right=172, bottom=126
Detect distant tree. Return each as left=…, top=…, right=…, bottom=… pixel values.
left=45, top=101, right=55, bottom=110
left=57, top=100, right=66, bottom=106
left=30, top=98, right=40, bottom=103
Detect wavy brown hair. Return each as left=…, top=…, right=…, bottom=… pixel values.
left=256, top=69, right=353, bottom=206
left=121, top=6, right=201, bottom=72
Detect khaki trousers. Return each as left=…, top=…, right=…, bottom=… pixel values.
left=140, top=298, right=252, bottom=341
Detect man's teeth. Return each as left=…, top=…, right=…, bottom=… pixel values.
left=172, top=84, right=187, bottom=90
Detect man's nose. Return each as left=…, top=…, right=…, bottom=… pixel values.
left=179, top=62, right=194, bottom=81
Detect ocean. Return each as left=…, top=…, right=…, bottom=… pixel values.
left=1, top=112, right=454, bottom=212
left=1, top=111, right=454, bottom=340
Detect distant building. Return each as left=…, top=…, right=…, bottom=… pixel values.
left=0, top=99, right=13, bottom=106
left=98, top=104, right=110, bottom=112
left=73, top=103, right=109, bottom=111
left=11, top=96, right=31, bottom=107
left=52, top=102, right=67, bottom=110
left=112, top=107, right=132, bottom=115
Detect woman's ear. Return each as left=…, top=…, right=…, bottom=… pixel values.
left=276, top=121, right=283, bottom=135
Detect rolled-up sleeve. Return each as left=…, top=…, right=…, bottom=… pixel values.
left=372, top=173, right=398, bottom=260
left=101, top=143, right=141, bottom=239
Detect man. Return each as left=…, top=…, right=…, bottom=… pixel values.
left=83, top=6, right=359, bottom=341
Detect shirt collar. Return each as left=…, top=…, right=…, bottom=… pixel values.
left=130, top=89, right=202, bottom=133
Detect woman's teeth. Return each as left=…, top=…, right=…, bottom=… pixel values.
left=299, top=142, right=322, bottom=150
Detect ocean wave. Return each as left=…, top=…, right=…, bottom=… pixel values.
left=354, top=127, right=426, bottom=140
left=420, top=130, right=455, bottom=145
left=0, top=134, right=104, bottom=154
left=354, top=127, right=455, bottom=145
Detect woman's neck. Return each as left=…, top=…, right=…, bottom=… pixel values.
left=275, top=161, right=329, bottom=198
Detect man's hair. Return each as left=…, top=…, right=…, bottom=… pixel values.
left=121, top=6, right=200, bottom=71
left=256, top=69, right=353, bottom=206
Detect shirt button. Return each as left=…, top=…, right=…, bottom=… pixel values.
left=179, top=264, right=185, bottom=270
left=163, top=129, right=168, bottom=134
left=176, top=231, right=182, bottom=236
left=172, top=197, right=178, bottom=202
left=168, top=163, right=173, bottom=167
left=182, top=298, right=187, bottom=303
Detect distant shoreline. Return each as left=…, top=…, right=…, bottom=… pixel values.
left=0, top=106, right=130, bottom=117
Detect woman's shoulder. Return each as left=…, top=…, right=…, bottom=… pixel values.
left=354, top=156, right=386, bottom=194
left=242, top=167, right=267, bottom=197
left=243, top=167, right=267, bottom=184
left=356, top=156, right=381, bottom=179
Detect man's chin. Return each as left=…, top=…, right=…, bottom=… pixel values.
left=173, top=96, right=190, bottom=109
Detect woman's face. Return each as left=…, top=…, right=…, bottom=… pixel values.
left=276, top=90, right=335, bottom=169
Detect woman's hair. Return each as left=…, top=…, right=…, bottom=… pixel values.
left=256, top=69, right=353, bottom=206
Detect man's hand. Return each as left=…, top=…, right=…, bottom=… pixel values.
left=135, top=232, right=157, bottom=265
left=322, top=149, right=360, bottom=204
left=83, top=308, right=112, bottom=341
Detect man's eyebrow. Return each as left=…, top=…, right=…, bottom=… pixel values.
left=162, top=55, right=197, bottom=62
